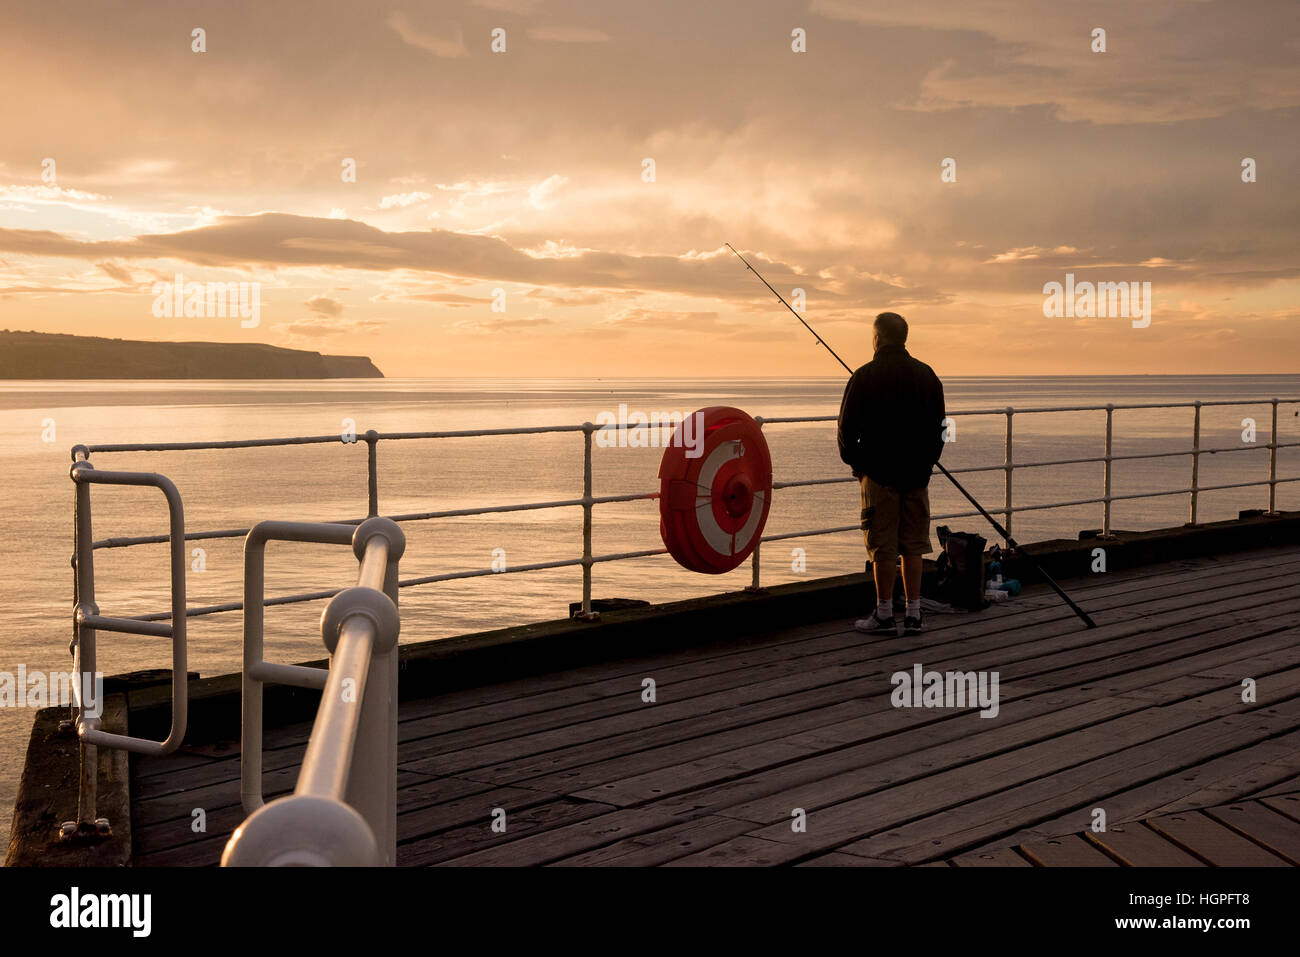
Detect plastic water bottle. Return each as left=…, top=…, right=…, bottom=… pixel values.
left=989, top=560, right=1003, bottom=588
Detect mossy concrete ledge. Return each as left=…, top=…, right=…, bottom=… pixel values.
left=5, top=694, right=132, bottom=867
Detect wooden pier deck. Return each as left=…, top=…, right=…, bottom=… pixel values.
left=131, top=543, right=1300, bottom=866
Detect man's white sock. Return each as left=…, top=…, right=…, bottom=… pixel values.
left=877, top=599, right=892, bottom=620
left=906, top=599, right=921, bottom=618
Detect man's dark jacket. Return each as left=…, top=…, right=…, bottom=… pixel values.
left=837, top=343, right=946, bottom=490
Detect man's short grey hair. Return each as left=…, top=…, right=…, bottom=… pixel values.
left=874, top=312, right=908, bottom=345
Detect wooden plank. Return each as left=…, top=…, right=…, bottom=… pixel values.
left=135, top=797, right=275, bottom=858
left=141, top=776, right=573, bottom=865
left=1146, top=811, right=1290, bottom=866
left=1019, top=834, right=1118, bottom=866
left=1010, top=589, right=1300, bottom=694
left=133, top=741, right=308, bottom=799
left=1143, top=753, right=1300, bottom=814
left=1247, top=774, right=1300, bottom=799
left=549, top=815, right=757, bottom=867
left=564, top=598, right=1300, bottom=808
left=393, top=773, right=501, bottom=815
left=473, top=574, right=1300, bottom=790
left=444, top=697, right=876, bottom=791
left=1260, top=794, right=1300, bottom=823
left=564, top=601, right=1300, bottom=815
left=972, top=726, right=1300, bottom=849
left=681, top=621, right=1300, bottom=821
left=662, top=835, right=813, bottom=867
left=389, top=546, right=1290, bottom=734
left=135, top=832, right=228, bottom=867
left=397, top=627, right=873, bottom=746
left=407, top=798, right=615, bottom=866
left=400, top=646, right=897, bottom=773
left=950, top=846, right=1033, bottom=867
left=625, top=639, right=1300, bottom=824
left=879, top=721, right=1295, bottom=865
left=795, top=852, right=898, bottom=867
left=442, top=805, right=707, bottom=867
left=596, top=691, right=1134, bottom=814
left=398, top=563, right=1300, bottom=776
left=820, top=692, right=1300, bottom=864
left=800, top=852, right=908, bottom=866
left=398, top=785, right=552, bottom=843
left=133, top=767, right=434, bottom=831
left=416, top=613, right=1300, bottom=868
left=1084, top=823, right=1205, bottom=866
left=1203, top=802, right=1300, bottom=864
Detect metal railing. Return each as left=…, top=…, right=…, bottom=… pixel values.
left=222, top=517, right=404, bottom=866
left=64, top=396, right=1298, bottom=837
left=76, top=396, right=1298, bottom=614
left=64, top=447, right=188, bottom=839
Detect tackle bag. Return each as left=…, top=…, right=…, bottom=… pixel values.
left=934, top=525, right=988, bottom=611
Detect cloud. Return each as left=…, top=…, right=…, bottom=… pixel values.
left=473, top=0, right=543, bottom=12
left=524, top=288, right=607, bottom=306
left=305, top=294, right=344, bottom=316
left=97, top=260, right=134, bottom=284
left=451, top=315, right=555, bottom=334
left=376, top=291, right=487, bottom=307
left=386, top=11, right=469, bottom=59
left=0, top=214, right=850, bottom=302
left=0, top=282, right=136, bottom=297
left=0, top=184, right=107, bottom=203
left=600, top=307, right=723, bottom=329
left=985, top=245, right=1080, bottom=264
left=526, top=175, right=567, bottom=210
left=378, top=191, right=434, bottom=209
left=527, top=27, right=611, bottom=43
left=811, top=0, right=1300, bottom=123
left=273, top=317, right=385, bottom=338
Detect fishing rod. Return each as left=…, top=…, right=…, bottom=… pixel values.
left=725, top=242, right=1097, bottom=629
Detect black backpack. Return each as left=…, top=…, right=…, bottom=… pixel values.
left=934, top=525, right=988, bottom=611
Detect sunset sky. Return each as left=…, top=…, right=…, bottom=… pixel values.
left=1, top=0, right=1297, bottom=377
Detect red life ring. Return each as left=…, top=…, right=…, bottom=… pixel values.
left=658, top=407, right=773, bottom=574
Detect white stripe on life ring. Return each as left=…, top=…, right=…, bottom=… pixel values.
left=693, top=439, right=765, bottom=558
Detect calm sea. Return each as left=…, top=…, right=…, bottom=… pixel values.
left=2, top=374, right=1298, bottom=850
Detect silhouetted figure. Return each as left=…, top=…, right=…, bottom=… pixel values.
left=837, top=312, right=946, bottom=636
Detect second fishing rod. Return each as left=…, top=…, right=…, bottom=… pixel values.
left=725, top=242, right=1097, bottom=630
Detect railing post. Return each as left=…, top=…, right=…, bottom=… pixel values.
left=341, top=519, right=403, bottom=866
left=1269, top=398, right=1279, bottom=513
left=241, top=528, right=267, bottom=815
left=750, top=416, right=764, bottom=591
left=68, top=455, right=107, bottom=838
left=225, top=518, right=403, bottom=867
left=365, top=430, right=379, bottom=517
left=1190, top=401, right=1201, bottom=524
left=577, top=423, right=597, bottom=620
left=1103, top=404, right=1114, bottom=537
left=1003, top=407, right=1013, bottom=544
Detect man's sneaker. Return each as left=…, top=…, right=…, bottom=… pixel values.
left=854, top=611, right=897, bottom=635
left=904, top=612, right=923, bottom=636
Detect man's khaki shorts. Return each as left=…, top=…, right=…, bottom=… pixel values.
left=860, top=476, right=933, bottom=566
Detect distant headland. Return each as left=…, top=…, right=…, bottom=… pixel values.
left=0, top=331, right=384, bottom=379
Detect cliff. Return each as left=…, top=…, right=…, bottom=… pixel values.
left=0, top=331, right=384, bottom=379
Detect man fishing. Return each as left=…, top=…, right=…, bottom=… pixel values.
left=836, top=312, right=946, bottom=637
